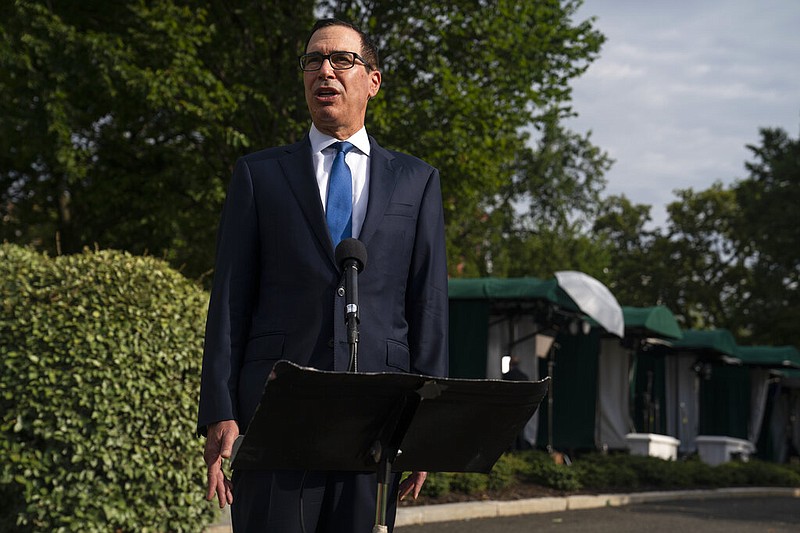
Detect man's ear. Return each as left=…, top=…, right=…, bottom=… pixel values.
left=368, top=70, right=382, bottom=98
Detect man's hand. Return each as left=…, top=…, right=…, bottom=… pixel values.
left=204, top=420, right=239, bottom=508
left=398, top=471, right=427, bottom=501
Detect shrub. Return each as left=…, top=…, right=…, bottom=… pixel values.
left=0, top=245, right=215, bottom=532
left=677, top=455, right=720, bottom=487
left=631, top=455, right=692, bottom=487
left=519, top=450, right=582, bottom=491
left=576, top=453, right=698, bottom=489
left=572, top=453, right=638, bottom=490
left=446, top=472, right=489, bottom=495
left=419, top=451, right=800, bottom=503
left=719, top=459, right=800, bottom=487
left=420, top=472, right=451, bottom=497
left=488, top=452, right=529, bottom=491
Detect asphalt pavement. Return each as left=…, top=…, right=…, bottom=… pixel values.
left=396, top=491, right=800, bottom=533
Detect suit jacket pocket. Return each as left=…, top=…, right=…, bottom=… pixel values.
left=386, top=339, right=410, bottom=372
left=384, top=202, right=415, bottom=218
left=244, top=332, right=285, bottom=362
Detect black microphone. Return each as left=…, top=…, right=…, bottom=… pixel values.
left=334, top=239, right=367, bottom=371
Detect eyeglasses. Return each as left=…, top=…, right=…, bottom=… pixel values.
left=299, top=51, right=372, bottom=72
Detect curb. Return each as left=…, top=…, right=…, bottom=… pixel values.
left=393, top=487, right=800, bottom=527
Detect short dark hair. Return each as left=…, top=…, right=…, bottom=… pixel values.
left=306, top=18, right=380, bottom=71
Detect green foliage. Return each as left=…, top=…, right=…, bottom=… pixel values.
left=421, top=452, right=800, bottom=502
left=0, top=0, right=314, bottom=280
left=421, top=451, right=556, bottom=499
left=421, top=453, right=532, bottom=498
left=597, top=123, right=800, bottom=347
left=572, top=453, right=639, bottom=490
left=573, top=453, right=701, bottom=489
left=731, top=127, right=800, bottom=345
left=718, top=460, right=800, bottom=487
left=420, top=472, right=451, bottom=498
left=678, top=456, right=722, bottom=487
left=487, top=452, right=531, bottom=491
left=341, top=0, right=608, bottom=276
left=2, top=1, right=608, bottom=282
left=624, top=455, right=693, bottom=488
left=519, top=450, right=582, bottom=491
left=447, top=472, right=490, bottom=495
left=573, top=454, right=800, bottom=492
left=0, top=244, right=214, bottom=532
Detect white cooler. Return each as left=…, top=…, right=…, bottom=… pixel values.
left=695, top=435, right=754, bottom=466
left=625, top=433, right=680, bottom=460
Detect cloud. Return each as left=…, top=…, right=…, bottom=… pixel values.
left=565, top=0, right=800, bottom=228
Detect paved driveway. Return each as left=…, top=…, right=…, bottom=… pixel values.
left=397, top=495, right=800, bottom=533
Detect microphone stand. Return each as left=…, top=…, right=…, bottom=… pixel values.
left=344, top=259, right=360, bottom=372
left=334, top=238, right=367, bottom=373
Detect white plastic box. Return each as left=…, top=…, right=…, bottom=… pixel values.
left=694, top=435, right=754, bottom=466
left=625, top=433, right=680, bottom=460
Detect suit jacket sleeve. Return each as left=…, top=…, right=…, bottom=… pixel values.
left=197, top=159, right=259, bottom=435
left=406, top=167, right=449, bottom=378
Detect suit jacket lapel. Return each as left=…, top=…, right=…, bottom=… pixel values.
left=279, top=136, right=336, bottom=266
left=359, top=137, right=397, bottom=246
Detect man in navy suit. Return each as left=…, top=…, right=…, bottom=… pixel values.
left=198, top=18, right=449, bottom=532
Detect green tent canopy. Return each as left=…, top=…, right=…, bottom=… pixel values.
left=447, top=277, right=582, bottom=379
left=448, top=277, right=579, bottom=311
left=622, top=306, right=683, bottom=340
left=448, top=279, right=684, bottom=339
left=670, top=328, right=738, bottom=358
left=735, top=345, right=800, bottom=369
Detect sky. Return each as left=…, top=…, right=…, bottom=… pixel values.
left=566, top=0, right=800, bottom=229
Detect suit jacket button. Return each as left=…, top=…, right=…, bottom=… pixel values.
left=327, top=338, right=335, bottom=348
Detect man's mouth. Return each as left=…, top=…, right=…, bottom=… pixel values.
left=315, top=87, right=340, bottom=101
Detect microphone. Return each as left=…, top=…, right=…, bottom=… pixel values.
left=335, top=238, right=368, bottom=275
left=334, top=239, right=367, bottom=371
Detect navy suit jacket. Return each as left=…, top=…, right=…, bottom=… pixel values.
left=198, top=135, right=449, bottom=434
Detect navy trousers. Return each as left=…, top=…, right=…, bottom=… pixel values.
left=231, top=470, right=400, bottom=532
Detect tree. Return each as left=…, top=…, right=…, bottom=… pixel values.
left=593, top=194, right=659, bottom=304
left=323, top=0, right=606, bottom=275
left=599, top=184, right=751, bottom=330
left=2, top=1, right=607, bottom=280
left=598, top=123, right=800, bottom=347
left=1, top=1, right=314, bottom=279
left=732, top=127, right=800, bottom=345
left=483, top=114, right=612, bottom=278
left=661, top=184, right=747, bottom=329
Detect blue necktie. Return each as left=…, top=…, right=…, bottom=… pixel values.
left=326, top=141, right=354, bottom=247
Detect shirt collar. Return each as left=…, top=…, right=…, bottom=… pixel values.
left=309, top=124, right=371, bottom=156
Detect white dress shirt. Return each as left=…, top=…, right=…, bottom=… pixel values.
left=309, top=124, right=371, bottom=240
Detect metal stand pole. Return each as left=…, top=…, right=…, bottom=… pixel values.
left=371, top=454, right=391, bottom=533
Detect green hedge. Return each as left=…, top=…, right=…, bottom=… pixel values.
left=422, top=450, right=582, bottom=497
left=421, top=450, right=800, bottom=500
left=0, top=245, right=215, bottom=532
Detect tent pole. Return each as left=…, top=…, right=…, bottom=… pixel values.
left=547, top=354, right=554, bottom=454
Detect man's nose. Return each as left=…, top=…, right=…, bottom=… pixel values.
left=318, top=58, right=336, bottom=77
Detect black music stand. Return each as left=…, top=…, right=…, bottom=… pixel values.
left=231, top=361, right=549, bottom=532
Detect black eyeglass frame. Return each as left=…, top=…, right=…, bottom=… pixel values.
left=299, top=51, right=374, bottom=72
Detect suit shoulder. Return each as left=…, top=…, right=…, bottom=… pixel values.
left=382, top=147, right=437, bottom=175
left=238, top=139, right=307, bottom=164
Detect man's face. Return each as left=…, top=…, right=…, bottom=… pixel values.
left=303, top=25, right=381, bottom=139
